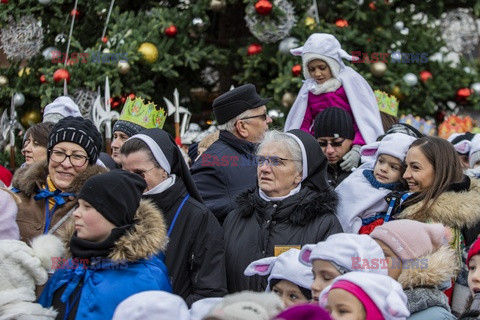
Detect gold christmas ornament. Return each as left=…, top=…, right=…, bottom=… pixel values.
left=0, top=75, right=8, bottom=87
left=138, top=42, right=158, bottom=64
left=21, top=109, right=42, bottom=127
left=305, top=17, right=316, bottom=30
left=18, top=67, right=31, bottom=77
left=282, top=92, right=297, bottom=108
left=370, top=62, right=387, bottom=77
left=391, top=86, right=405, bottom=101
left=117, top=60, right=131, bottom=75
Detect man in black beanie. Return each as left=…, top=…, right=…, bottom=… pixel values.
left=191, top=83, right=272, bottom=223
left=314, top=107, right=358, bottom=187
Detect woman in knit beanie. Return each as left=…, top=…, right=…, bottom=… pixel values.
left=12, top=116, right=106, bottom=243
left=370, top=219, right=457, bottom=319
left=38, top=169, right=172, bottom=320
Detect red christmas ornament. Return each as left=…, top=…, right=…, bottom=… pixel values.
left=255, top=0, right=273, bottom=15
left=128, top=93, right=136, bottom=99
left=101, top=36, right=108, bottom=43
left=247, top=43, right=262, bottom=56
left=1, top=0, right=8, bottom=3
left=292, top=64, right=302, bottom=77
left=165, top=25, right=178, bottom=37
left=419, top=70, right=432, bottom=82
left=53, top=68, right=70, bottom=83
left=369, top=2, right=376, bottom=10
left=70, top=9, right=81, bottom=18
left=120, top=96, right=126, bottom=104
left=39, top=74, right=47, bottom=84
left=456, top=88, right=472, bottom=103
left=335, top=19, right=349, bottom=28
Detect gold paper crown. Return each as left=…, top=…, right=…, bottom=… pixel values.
left=375, top=90, right=399, bottom=117
left=118, top=97, right=167, bottom=129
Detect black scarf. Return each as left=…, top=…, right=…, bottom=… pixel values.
left=69, top=226, right=130, bottom=260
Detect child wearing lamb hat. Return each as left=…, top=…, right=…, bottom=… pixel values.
left=284, top=33, right=383, bottom=172
left=335, top=133, right=417, bottom=233
left=299, top=233, right=388, bottom=303
left=0, top=234, right=65, bottom=319
left=244, top=248, right=313, bottom=307
left=319, top=272, right=410, bottom=320
left=370, top=219, right=457, bottom=319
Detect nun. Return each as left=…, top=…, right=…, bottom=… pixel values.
left=223, top=129, right=343, bottom=293
left=120, top=128, right=227, bottom=306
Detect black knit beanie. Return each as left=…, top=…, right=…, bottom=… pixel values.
left=78, top=169, right=146, bottom=227
left=113, top=120, right=145, bottom=138
left=314, top=107, right=355, bottom=140
left=48, top=116, right=103, bottom=164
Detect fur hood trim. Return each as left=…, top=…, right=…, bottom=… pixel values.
left=398, top=246, right=458, bottom=289
left=399, top=179, right=480, bottom=229
left=236, top=187, right=338, bottom=226
left=12, top=161, right=107, bottom=196
left=63, top=199, right=168, bottom=262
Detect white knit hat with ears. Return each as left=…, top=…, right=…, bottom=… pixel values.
left=360, top=133, right=417, bottom=163
left=290, top=33, right=359, bottom=79
left=319, top=272, right=410, bottom=320
left=244, top=248, right=314, bottom=291
left=469, top=133, right=480, bottom=168
left=112, top=291, right=190, bottom=320
left=447, top=132, right=474, bottom=155
left=299, top=234, right=388, bottom=275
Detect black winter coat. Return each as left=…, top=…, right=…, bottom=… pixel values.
left=223, top=186, right=343, bottom=293
left=144, top=177, right=227, bottom=306
left=190, top=130, right=258, bottom=224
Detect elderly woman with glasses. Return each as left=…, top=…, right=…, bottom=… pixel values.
left=223, top=129, right=343, bottom=294
left=120, top=128, right=227, bottom=306
left=12, top=116, right=105, bottom=243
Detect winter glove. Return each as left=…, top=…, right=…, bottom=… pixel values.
left=340, top=145, right=361, bottom=172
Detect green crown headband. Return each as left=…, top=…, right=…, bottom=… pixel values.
left=118, top=97, right=167, bottom=129
left=375, top=90, right=399, bottom=118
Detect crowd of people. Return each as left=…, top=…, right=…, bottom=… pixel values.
left=1, top=32, right=480, bottom=320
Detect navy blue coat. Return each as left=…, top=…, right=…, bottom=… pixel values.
left=191, top=130, right=258, bottom=223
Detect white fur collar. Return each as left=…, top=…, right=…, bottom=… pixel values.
left=307, top=78, right=342, bottom=95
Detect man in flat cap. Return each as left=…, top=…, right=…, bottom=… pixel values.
left=191, top=83, right=272, bottom=224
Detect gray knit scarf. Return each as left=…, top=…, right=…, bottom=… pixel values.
left=404, top=287, right=451, bottom=314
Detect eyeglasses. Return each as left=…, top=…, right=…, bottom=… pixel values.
left=239, top=113, right=269, bottom=121
left=318, top=138, right=346, bottom=148
left=256, top=155, right=300, bottom=167
left=50, top=150, right=89, bottom=167
left=132, top=166, right=157, bottom=178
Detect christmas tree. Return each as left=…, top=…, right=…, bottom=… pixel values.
left=0, top=0, right=479, bottom=167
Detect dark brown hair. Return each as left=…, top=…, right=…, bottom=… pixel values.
left=23, top=122, right=54, bottom=148
left=404, top=136, right=464, bottom=213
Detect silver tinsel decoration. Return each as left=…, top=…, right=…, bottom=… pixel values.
left=0, top=15, right=44, bottom=61
left=73, top=88, right=97, bottom=119
left=245, top=0, right=296, bottom=43
left=440, top=8, right=479, bottom=54
left=200, top=66, right=220, bottom=87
